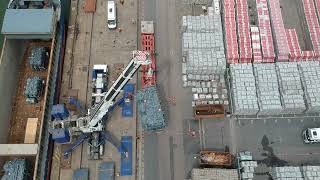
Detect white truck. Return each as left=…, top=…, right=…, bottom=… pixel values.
left=107, top=1, right=117, bottom=29
left=302, top=128, right=320, bottom=144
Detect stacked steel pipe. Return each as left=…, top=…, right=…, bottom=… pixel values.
left=268, top=0, right=289, bottom=61
left=235, top=0, right=252, bottom=63
left=255, top=0, right=275, bottom=62
left=224, top=0, right=239, bottom=63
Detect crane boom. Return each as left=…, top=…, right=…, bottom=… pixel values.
left=51, top=51, right=151, bottom=133
left=87, top=51, right=150, bottom=128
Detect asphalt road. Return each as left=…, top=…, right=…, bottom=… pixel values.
left=141, top=0, right=194, bottom=179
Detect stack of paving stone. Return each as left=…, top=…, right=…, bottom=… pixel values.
left=298, top=61, right=320, bottom=113
left=182, top=15, right=222, bottom=33
left=183, top=49, right=225, bottom=75
left=184, top=73, right=228, bottom=108
left=240, top=161, right=258, bottom=180
left=181, top=8, right=227, bottom=107
left=182, top=32, right=224, bottom=49
left=276, top=62, right=306, bottom=114
left=230, top=64, right=259, bottom=115
left=270, top=167, right=303, bottom=180
left=253, top=64, right=283, bottom=115
left=191, top=168, right=239, bottom=180
left=301, top=166, right=320, bottom=179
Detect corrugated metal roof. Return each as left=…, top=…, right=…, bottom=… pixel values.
left=2, top=8, right=55, bottom=35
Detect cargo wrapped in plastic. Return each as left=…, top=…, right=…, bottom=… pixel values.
left=29, top=47, right=49, bottom=71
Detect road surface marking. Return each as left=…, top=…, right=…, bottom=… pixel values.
left=275, top=119, right=278, bottom=124
left=288, top=119, right=291, bottom=123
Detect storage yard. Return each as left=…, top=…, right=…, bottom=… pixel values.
left=2, top=0, right=320, bottom=179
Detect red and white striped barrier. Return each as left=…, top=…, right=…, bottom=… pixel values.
left=268, top=0, right=289, bottom=61
left=255, top=0, right=275, bottom=63
left=224, top=0, right=239, bottom=64
left=251, top=27, right=263, bottom=63
left=236, top=0, right=252, bottom=63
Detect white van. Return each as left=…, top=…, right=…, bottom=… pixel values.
left=107, top=1, right=117, bottom=29
left=303, top=128, right=320, bottom=144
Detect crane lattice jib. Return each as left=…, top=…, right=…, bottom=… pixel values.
left=86, top=51, right=151, bottom=129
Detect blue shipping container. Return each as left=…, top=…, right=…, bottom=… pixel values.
left=122, top=84, right=134, bottom=118
left=120, top=136, right=132, bottom=176
left=51, top=104, right=69, bottom=120
left=73, top=168, right=89, bottom=180
left=98, top=161, right=115, bottom=180
left=52, top=129, right=70, bottom=144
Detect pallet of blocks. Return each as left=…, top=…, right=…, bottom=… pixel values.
left=191, top=168, right=238, bottom=180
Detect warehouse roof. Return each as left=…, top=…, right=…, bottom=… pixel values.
left=2, top=9, right=55, bottom=38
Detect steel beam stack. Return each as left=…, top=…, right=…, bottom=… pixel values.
left=285, top=29, right=302, bottom=61
left=235, top=0, right=252, bottom=63
left=251, top=27, right=263, bottom=63
left=253, top=64, right=283, bottom=115
left=255, top=0, right=275, bottom=62
left=230, top=64, right=259, bottom=115
left=268, top=0, right=289, bottom=61
left=276, top=62, right=306, bottom=114
left=302, top=0, right=320, bottom=60
left=299, top=61, right=320, bottom=113
left=224, top=0, right=239, bottom=63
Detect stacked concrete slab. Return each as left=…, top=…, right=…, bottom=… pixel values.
left=182, top=15, right=222, bottom=33
left=251, top=27, right=263, bottom=63
left=255, top=0, right=275, bottom=62
left=271, top=166, right=320, bottom=180
left=181, top=8, right=227, bottom=107
left=301, top=166, right=320, bottom=179
left=270, top=167, right=303, bottom=180
left=302, top=0, right=320, bottom=60
left=268, top=0, right=289, bottom=61
left=298, top=61, right=320, bottom=113
left=286, top=29, right=302, bottom=61
left=240, top=161, right=258, bottom=180
left=191, top=168, right=239, bottom=180
left=184, top=49, right=225, bottom=75
left=230, top=64, right=259, bottom=115
left=254, top=64, right=283, bottom=115
left=276, top=62, right=306, bottom=114
left=223, top=0, right=239, bottom=63
left=235, top=0, right=252, bottom=63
